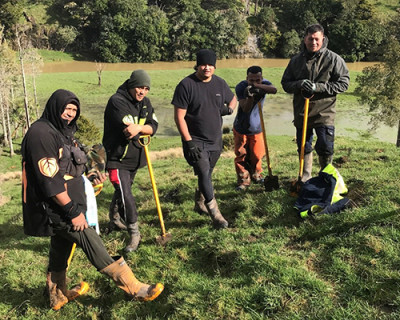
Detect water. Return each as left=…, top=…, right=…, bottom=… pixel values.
left=42, top=59, right=396, bottom=144
left=42, top=59, right=378, bottom=73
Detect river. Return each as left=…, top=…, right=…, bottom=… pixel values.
left=42, top=59, right=396, bottom=144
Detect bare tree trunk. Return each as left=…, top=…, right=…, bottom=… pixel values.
left=95, top=61, right=104, bottom=87
left=0, top=94, right=8, bottom=147
left=5, top=97, right=14, bottom=156
left=254, top=0, right=258, bottom=15
left=397, top=119, right=400, bottom=147
left=32, top=70, right=39, bottom=118
left=16, top=27, right=31, bottom=128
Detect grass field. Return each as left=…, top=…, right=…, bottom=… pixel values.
left=1, top=132, right=400, bottom=319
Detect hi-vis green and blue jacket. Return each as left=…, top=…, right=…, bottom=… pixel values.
left=294, top=164, right=350, bottom=218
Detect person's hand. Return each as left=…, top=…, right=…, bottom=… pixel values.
left=71, top=213, right=88, bottom=231
left=123, top=123, right=142, bottom=139
left=87, top=170, right=108, bottom=185
left=244, top=85, right=254, bottom=98
left=299, top=79, right=316, bottom=93
left=221, top=104, right=233, bottom=116
left=184, top=140, right=202, bottom=162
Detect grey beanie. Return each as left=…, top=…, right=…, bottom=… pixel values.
left=128, top=69, right=151, bottom=89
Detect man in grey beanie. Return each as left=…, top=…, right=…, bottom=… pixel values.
left=172, top=49, right=237, bottom=229
left=103, top=69, right=158, bottom=252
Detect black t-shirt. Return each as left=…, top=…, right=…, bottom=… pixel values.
left=172, top=73, right=234, bottom=148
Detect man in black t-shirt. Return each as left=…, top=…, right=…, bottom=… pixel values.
left=172, top=49, right=237, bottom=229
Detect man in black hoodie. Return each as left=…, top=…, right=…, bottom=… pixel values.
left=103, top=70, right=158, bottom=252
left=22, top=89, right=163, bottom=310
left=281, top=24, right=349, bottom=182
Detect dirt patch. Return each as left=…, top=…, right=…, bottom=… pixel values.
left=150, top=147, right=183, bottom=161
left=0, top=171, right=21, bottom=183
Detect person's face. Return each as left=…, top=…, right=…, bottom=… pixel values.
left=130, top=86, right=150, bottom=101
left=246, top=72, right=263, bottom=86
left=304, top=31, right=324, bottom=53
left=61, top=103, right=78, bottom=124
left=195, top=64, right=215, bottom=81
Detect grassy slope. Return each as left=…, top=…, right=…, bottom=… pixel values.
left=1, top=133, right=400, bottom=319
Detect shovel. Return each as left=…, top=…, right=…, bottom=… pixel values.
left=139, top=135, right=172, bottom=245
left=290, top=95, right=311, bottom=197
left=257, top=102, right=279, bottom=192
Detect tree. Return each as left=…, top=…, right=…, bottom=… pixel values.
left=0, top=26, right=19, bottom=156
left=355, top=36, right=400, bottom=146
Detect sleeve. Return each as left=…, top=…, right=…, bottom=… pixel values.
left=281, top=58, right=300, bottom=94
left=316, top=55, right=350, bottom=95
left=107, top=95, right=133, bottom=131
left=223, top=79, right=235, bottom=104
left=171, top=80, right=190, bottom=110
left=26, top=128, right=66, bottom=198
left=235, top=81, right=247, bottom=100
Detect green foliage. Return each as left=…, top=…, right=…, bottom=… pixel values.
left=49, top=25, right=78, bottom=52
left=279, top=30, right=300, bottom=58
left=355, top=9, right=400, bottom=133
left=75, top=114, right=102, bottom=146
left=1, top=0, right=399, bottom=62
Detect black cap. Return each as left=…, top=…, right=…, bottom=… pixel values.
left=196, top=49, right=216, bottom=67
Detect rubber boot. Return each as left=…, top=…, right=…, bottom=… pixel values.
left=46, top=270, right=89, bottom=310
left=205, top=198, right=228, bottom=229
left=125, top=222, right=141, bottom=253
left=100, top=256, right=164, bottom=301
left=194, top=189, right=208, bottom=214
left=108, top=199, right=127, bottom=232
left=319, top=155, right=333, bottom=170
left=301, top=152, right=313, bottom=183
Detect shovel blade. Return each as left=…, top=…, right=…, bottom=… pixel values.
left=156, top=233, right=173, bottom=246
left=289, top=178, right=303, bottom=197
left=264, top=175, right=279, bottom=192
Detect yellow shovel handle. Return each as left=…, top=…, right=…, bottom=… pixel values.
left=139, top=136, right=167, bottom=236
left=298, top=97, right=310, bottom=178
left=257, top=102, right=273, bottom=176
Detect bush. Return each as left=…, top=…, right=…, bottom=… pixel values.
left=222, top=132, right=234, bottom=151
left=75, top=114, right=102, bottom=146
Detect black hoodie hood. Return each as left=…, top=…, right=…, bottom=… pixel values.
left=41, top=89, right=80, bottom=139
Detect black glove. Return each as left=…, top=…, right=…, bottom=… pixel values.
left=183, top=140, right=202, bottom=162
left=244, top=85, right=255, bottom=98
left=221, top=104, right=233, bottom=116
left=299, top=79, right=316, bottom=93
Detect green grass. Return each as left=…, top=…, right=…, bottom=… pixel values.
left=31, top=67, right=361, bottom=135
left=1, top=135, right=400, bottom=319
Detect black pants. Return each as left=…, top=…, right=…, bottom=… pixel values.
left=48, top=224, right=114, bottom=272
left=296, top=125, right=335, bottom=156
left=109, top=169, right=139, bottom=225
left=183, top=141, right=221, bottom=203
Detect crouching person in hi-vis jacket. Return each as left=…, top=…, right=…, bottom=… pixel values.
left=21, top=89, right=163, bottom=311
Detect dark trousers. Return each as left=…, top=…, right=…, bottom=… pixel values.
left=183, top=141, right=221, bottom=203
left=296, top=125, right=335, bottom=156
left=108, top=168, right=138, bottom=225
left=49, top=224, right=114, bottom=272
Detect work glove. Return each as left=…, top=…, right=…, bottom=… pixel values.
left=183, top=140, right=202, bottom=162
left=221, top=104, right=234, bottom=116
left=300, top=79, right=316, bottom=93
left=244, top=85, right=256, bottom=98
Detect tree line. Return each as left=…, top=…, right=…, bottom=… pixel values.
left=0, top=0, right=396, bottom=63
